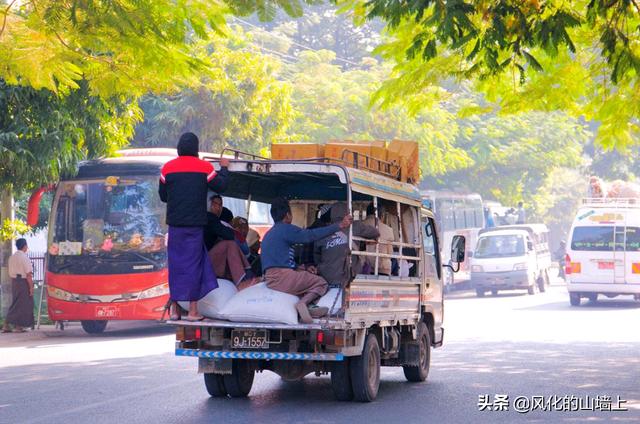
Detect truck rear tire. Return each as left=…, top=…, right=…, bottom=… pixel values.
left=587, top=293, right=598, bottom=303
left=403, top=322, right=431, bottom=382
left=350, top=333, right=380, bottom=402
left=570, top=293, right=581, bottom=306
left=204, top=373, right=227, bottom=397
left=476, top=289, right=485, bottom=297
left=331, top=358, right=353, bottom=401
left=81, top=320, right=107, bottom=334
left=223, top=360, right=254, bottom=398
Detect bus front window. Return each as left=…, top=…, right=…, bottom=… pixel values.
left=48, top=177, right=167, bottom=274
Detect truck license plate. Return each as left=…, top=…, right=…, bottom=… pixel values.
left=231, top=330, right=269, bottom=349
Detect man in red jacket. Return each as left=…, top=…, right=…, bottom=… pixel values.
left=159, top=132, right=230, bottom=321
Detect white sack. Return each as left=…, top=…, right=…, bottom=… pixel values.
left=316, top=288, right=342, bottom=315
left=219, top=282, right=299, bottom=325
left=178, top=279, right=237, bottom=319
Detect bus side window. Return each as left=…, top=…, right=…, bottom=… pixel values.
left=423, top=218, right=442, bottom=280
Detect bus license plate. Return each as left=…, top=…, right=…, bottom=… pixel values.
left=95, top=306, right=119, bottom=318
left=231, top=330, right=269, bottom=349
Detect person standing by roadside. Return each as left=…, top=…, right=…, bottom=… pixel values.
left=159, top=132, right=230, bottom=321
left=2, top=238, right=34, bottom=333
left=516, top=202, right=526, bottom=224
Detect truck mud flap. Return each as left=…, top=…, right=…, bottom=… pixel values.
left=176, top=348, right=344, bottom=361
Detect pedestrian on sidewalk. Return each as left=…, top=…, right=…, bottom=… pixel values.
left=2, top=238, right=34, bottom=333
left=159, top=132, right=230, bottom=321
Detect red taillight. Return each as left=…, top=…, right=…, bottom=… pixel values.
left=565, top=254, right=572, bottom=275
left=565, top=254, right=581, bottom=274
left=195, top=328, right=202, bottom=340
left=316, top=331, right=325, bottom=344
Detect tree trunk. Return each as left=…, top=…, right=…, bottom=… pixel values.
left=0, top=188, right=14, bottom=319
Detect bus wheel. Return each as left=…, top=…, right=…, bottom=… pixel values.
left=81, top=320, right=107, bottom=334
left=204, top=373, right=228, bottom=397
left=403, top=322, right=431, bottom=382
left=223, top=360, right=254, bottom=398
left=570, top=293, right=581, bottom=307
left=476, top=289, right=485, bottom=297
left=350, top=333, right=380, bottom=402
left=331, top=358, right=353, bottom=401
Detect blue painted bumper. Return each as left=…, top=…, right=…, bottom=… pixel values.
left=175, top=348, right=344, bottom=361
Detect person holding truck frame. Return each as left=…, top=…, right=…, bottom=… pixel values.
left=262, top=198, right=353, bottom=323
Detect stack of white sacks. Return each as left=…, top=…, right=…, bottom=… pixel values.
left=179, top=280, right=341, bottom=325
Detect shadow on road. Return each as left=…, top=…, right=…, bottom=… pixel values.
left=1, top=341, right=639, bottom=424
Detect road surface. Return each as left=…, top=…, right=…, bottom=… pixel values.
left=1, top=280, right=639, bottom=423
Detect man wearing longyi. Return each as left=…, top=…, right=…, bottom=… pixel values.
left=159, top=132, right=230, bottom=321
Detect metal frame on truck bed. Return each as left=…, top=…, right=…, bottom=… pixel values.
left=169, top=150, right=466, bottom=402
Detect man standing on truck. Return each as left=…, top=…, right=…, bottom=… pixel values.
left=262, top=198, right=353, bottom=323
left=159, top=132, right=230, bottom=321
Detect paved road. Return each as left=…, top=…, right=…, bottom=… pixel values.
left=1, top=281, right=640, bottom=423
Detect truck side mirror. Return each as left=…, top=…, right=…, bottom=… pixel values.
left=451, top=235, right=466, bottom=263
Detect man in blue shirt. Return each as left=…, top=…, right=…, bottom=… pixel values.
left=262, top=198, right=353, bottom=323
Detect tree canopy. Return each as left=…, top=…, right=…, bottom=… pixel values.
left=342, top=0, right=640, bottom=147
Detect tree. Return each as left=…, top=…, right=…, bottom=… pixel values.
left=283, top=50, right=471, bottom=175
left=343, top=0, right=640, bottom=146
left=132, top=33, right=292, bottom=154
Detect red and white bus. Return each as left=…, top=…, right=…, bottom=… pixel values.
left=28, top=148, right=270, bottom=333
left=422, top=191, right=484, bottom=289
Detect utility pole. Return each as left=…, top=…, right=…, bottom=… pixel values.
left=0, top=188, right=14, bottom=319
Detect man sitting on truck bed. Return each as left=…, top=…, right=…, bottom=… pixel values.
left=205, top=195, right=255, bottom=288
left=262, top=198, right=353, bottom=323
left=314, top=202, right=379, bottom=288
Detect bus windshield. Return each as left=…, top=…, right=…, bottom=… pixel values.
left=475, top=234, right=525, bottom=258
left=48, top=177, right=167, bottom=274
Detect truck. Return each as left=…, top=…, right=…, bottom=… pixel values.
left=169, top=146, right=466, bottom=402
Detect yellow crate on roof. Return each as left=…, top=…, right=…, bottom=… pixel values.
left=271, top=143, right=325, bottom=160
left=387, top=139, right=420, bottom=184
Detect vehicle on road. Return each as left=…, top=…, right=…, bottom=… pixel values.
left=566, top=198, right=640, bottom=306
left=471, top=224, right=551, bottom=297
left=27, top=148, right=269, bottom=334
left=421, top=191, right=483, bottom=289
left=170, top=146, right=466, bottom=402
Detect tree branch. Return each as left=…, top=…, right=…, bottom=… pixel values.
left=0, top=0, right=18, bottom=39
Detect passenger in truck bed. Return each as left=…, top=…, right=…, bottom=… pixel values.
left=205, top=195, right=257, bottom=289
left=314, top=202, right=379, bottom=287
left=262, top=198, right=353, bottom=323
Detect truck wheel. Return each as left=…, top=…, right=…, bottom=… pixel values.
left=587, top=293, right=598, bottom=303
left=331, top=358, right=353, bottom=401
left=570, top=293, right=581, bottom=306
left=204, top=373, right=227, bottom=397
left=81, top=320, right=107, bottom=334
left=223, top=360, right=254, bottom=398
left=476, top=289, right=485, bottom=297
left=350, top=333, right=380, bottom=402
left=403, top=322, right=431, bottom=382
left=537, top=275, right=546, bottom=293
left=491, top=289, right=498, bottom=296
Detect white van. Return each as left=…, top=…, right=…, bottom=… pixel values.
left=470, top=224, right=552, bottom=297
left=566, top=198, right=640, bottom=306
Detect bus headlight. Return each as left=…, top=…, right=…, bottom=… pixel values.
left=138, top=282, right=170, bottom=300
left=513, top=263, right=528, bottom=271
left=47, top=286, right=75, bottom=302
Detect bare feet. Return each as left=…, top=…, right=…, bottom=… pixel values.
left=169, top=302, right=181, bottom=321
left=295, top=301, right=313, bottom=324
left=309, top=306, right=329, bottom=318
